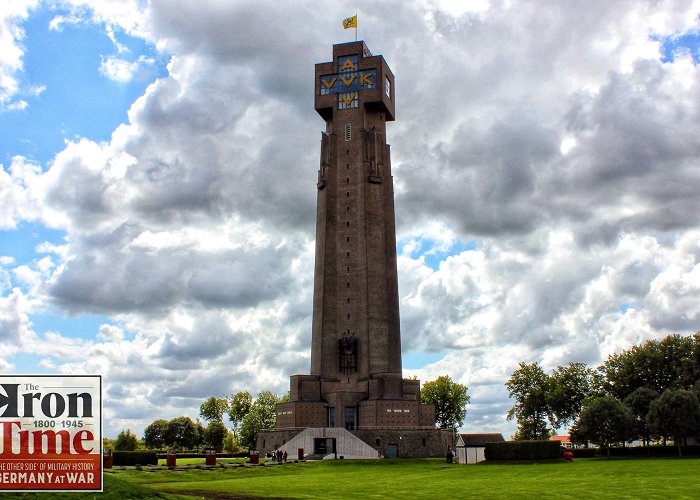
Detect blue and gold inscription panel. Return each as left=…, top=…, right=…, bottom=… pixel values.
left=320, top=54, right=376, bottom=109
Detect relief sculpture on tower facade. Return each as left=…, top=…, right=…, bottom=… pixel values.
left=318, top=131, right=334, bottom=189
left=363, top=127, right=384, bottom=183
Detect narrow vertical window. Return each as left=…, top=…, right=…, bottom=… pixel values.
left=345, top=124, right=351, bottom=141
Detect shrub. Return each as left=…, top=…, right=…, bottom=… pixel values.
left=113, top=450, right=158, bottom=466
left=484, top=440, right=560, bottom=461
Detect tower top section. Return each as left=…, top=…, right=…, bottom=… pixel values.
left=315, top=41, right=395, bottom=122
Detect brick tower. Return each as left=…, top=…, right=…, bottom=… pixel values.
left=260, top=42, right=448, bottom=458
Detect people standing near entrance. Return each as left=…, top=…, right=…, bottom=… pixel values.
left=283, top=450, right=288, bottom=463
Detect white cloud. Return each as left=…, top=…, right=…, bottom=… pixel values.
left=99, top=55, right=155, bottom=82
left=0, top=0, right=38, bottom=109
left=2, top=0, right=700, bottom=438
left=0, top=156, right=43, bottom=229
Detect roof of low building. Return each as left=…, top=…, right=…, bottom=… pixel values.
left=549, top=435, right=571, bottom=443
left=458, top=433, right=506, bottom=446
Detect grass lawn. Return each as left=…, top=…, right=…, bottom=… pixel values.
left=3, top=457, right=698, bottom=498
left=125, top=457, right=697, bottom=499
left=2, top=473, right=189, bottom=499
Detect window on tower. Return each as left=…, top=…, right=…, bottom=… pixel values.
left=339, top=93, right=359, bottom=110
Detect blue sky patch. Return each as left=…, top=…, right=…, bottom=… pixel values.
left=9, top=352, right=56, bottom=375
left=0, top=4, right=168, bottom=167
left=618, top=303, right=635, bottom=314
left=654, top=32, right=700, bottom=63
left=30, top=311, right=116, bottom=340
left=403, top=350, right=446, bottom=369
left=398, top=235, right=477, bottom=271
left=0, top=221, right=66, bottom=269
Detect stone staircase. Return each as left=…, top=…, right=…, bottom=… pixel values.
left=279, top=428, right=379, bottom=460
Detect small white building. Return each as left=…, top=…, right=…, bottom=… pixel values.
left=455, top=433, right=505, bottom=464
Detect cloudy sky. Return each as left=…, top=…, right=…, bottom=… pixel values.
left=1, top=0, right=699, bottom=439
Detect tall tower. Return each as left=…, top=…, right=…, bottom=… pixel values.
left=267, top=42, right=442, bottom=458
left=312, top=42, right=405, bottom=422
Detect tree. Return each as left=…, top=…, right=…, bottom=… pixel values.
left=599, top=333, right=700, bottom=401
left=547, top=362, right=594, bottom=430
left=506, top=362, right=551, bottom=440
left=200, top=396, right=230, bottom=422
left=165, top=416, right=202, bottom=450
left=647, top=388, right=700, bottom=457
left=420, top=375, right=470, bottom=430
left=202, top=420, right=229, bottom=452
left=237, top=391, right=287, bottom=450
left=623, top=387, right=659, bottom=448
left=114, top=429, right=138, bottom=451
left=570, top=396, right=635, bottom=457
left=143, top=419, right=169, bottom=450
left=223, top=432, right=241, bottom=453
left=228, top=391, right=253, bottom=428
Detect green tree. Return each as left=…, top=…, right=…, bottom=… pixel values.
left=599, top=333, right=700, bottom=401
left=570, top=396, right=635, bottom=457
left=547, top=362, right=594, bottom=430
left=165, top=416, right=202, bottom=450
left=202, top=420, right=229, bottom=452
left=223, top=431, right=241, bottom=453
left=238, top=391, right=287, bottom=450
left=200, top=396, right=230, bottom=422
left=420, top=375, right=470, bottom=430
left=228, top=391, right=253, bottom=428
left=623, top=387, right=659, bottom=448
left=143, top=419, right=169, bottom=449
left=647, top=388, right=700, bottom=457
left=506, top=362, right=551, bottom=440
left=114, top=429, right=139, bottom=451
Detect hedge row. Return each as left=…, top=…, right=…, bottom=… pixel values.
left=154, top=452, right=249, bottom=459
left=484, top=440, right=561, bottom=461
left=113, top=451, right=158, bottom=466
left=564, top=445, right=700, bottom=458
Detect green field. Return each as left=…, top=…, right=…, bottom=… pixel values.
left=4, top=458, right=699, bottom=499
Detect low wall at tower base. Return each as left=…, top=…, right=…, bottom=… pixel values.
left=353, top=428, right=453, bottom=458
left=257, top=427, right=453, bottom=459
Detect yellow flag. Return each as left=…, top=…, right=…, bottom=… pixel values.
left=342, top=15, right=357, bottom=29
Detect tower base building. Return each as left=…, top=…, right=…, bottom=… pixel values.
left=258, top=41, right=451, bottom=459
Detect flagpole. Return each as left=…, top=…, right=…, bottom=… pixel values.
left=355, top=13, right=358, bottom=41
